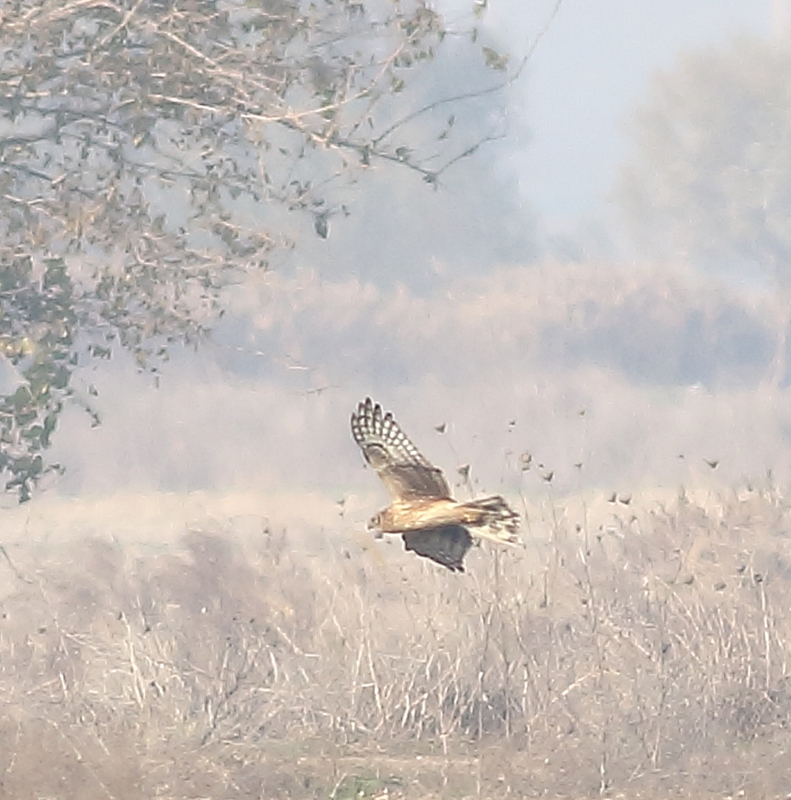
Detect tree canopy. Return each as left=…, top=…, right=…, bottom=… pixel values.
left=617, top=37, right=791, bottom=281
left=0, top=0, right=511, bottom=500
left=616, top=37, right=791, bottom=387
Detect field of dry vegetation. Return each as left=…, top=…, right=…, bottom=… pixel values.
left=3, top=481, right=791, bottom=799
left=3, top=258, right=791, bottom=798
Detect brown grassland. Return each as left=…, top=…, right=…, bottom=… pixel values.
left=2, top=482, right=791, bottom=799
left=2, top=252, right=791, bottom=799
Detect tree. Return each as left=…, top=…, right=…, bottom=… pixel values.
left=616, top=37, right=791, bottom=387
left=0, top=0, right=512, bottom=501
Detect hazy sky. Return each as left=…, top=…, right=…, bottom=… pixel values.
left=477, top=0, right=777, bottom=229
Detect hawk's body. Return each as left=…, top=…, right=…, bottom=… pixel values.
left=351, top=398, right=520, bottom=571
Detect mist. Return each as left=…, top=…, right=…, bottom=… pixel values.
left=3, top=2, right=791, bottom=797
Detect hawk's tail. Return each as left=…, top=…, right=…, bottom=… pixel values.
left=459, top=495, right=521, bottom=546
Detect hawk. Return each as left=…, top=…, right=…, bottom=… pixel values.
left=351, top=397, right=520, bottom=572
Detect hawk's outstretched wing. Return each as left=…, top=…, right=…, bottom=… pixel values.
left=402, top=525, right=472, bottom=572
left=351, top=397, right=451, bottom=501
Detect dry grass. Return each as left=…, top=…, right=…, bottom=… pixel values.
left=2, top=484, right=791, bottom=799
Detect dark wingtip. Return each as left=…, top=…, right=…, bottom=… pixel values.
left=351, top=396, right=372, bottom=420
left=353, top=397, right=376, bottom=415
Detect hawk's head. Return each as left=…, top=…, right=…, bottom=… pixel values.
left=366, top=512, right=385, bottom=539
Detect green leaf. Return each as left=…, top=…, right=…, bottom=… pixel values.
left=482, top=46, right=508, bottom=72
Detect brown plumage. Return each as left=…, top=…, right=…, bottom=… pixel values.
left=351, top=398, right=520, bottom=572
